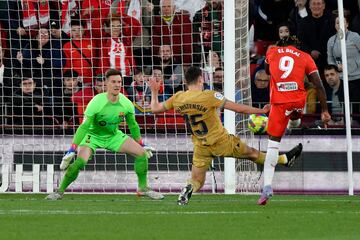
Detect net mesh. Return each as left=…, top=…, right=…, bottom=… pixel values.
left=0, top=0, right=256, bottom=193
left=234, top=0, right=260, bottom=193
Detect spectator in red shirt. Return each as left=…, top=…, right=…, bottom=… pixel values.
left=152, top=0, right=193, bottom=66
left=63, top=20, right=96, bottom=85
left=98, top=15, right=136, bottom=77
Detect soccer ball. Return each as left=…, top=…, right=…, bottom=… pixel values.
left=248, top=114, right=268, bottom=134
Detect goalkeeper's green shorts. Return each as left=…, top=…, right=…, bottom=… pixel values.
left=79, top=131, right=129, bottom=153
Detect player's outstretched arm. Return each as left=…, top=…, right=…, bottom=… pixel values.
left=224, top=100, right=270, bottom=114
left=308, top=71, right=331, bottom=127
left=148, top=77, right=167, bottom=114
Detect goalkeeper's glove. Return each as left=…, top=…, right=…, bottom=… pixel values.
left=60, top=143, right=77, bottom=170
left=138, top=139, right=155, bottom=158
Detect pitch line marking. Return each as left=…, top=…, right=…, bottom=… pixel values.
left=0, top=209, right=360, bottom=215
left=0, top=198, right=359, bottom=203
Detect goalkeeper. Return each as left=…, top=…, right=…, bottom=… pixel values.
left=46, top=69, right=164, bottom=200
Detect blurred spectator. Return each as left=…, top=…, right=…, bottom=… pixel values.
left=98, top=15, right=136, bottom=76
left=327, top=16, right=360, bottom=117
left=53, top=70, right=80, bottom=126
left=16, top=27, right=64, bottom=93
left=7, top=1, right=31, bottom=72
left=10, top=73, right=52, bottom=126
left=277, top=22, right=291, bottom=40
left=251, top=69, right=270, bottom=107
left=254, top=0, right=295, bottom=41
left=154, top=45, right=184, bottom=95
left=50, top=20, right=70, bottom=46
left=288, top=0, right=309, bottom=35
left=152, top=0, right=193, bottom=66
left=127, top=68, right=151, bottom=112
left=203, top=51, right=222, bottom=86
left=81, top=0, right=127, bottom=37
left=63, top=20, right=95, bottom=85
left=323, top=65, right=344, bottom=125
left=213, top=67, right=223, bottom=92
left=72, top=74, right=107, bottom=122
left=297, top=0, right=335, bottom=73
left=60, top=0, right=78, bottom=34
left=131, top=0, right=155, bottom=71
left=193, top=0, right=223, bottom=65
left=151, top=66, right=166, bottom=101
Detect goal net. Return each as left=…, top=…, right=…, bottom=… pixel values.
left=233, top=0, right=261, bottom=193
left=0, top=0, right=258, bottom=194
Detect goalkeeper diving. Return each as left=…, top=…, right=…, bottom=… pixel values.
left=46, top=69, right=164, bottom=200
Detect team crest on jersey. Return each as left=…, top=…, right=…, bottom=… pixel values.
left=214, top=92, right=224, bottom=100
left=118, top=112, right=125, bottom=121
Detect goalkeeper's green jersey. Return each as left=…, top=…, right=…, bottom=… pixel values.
left=83, top=92, right=135, bottom=138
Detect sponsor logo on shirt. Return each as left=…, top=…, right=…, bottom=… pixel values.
left=277, top=82, right=298, bottom=92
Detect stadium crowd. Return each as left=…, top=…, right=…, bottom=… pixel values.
left=0, top=0, right=359, bottom=129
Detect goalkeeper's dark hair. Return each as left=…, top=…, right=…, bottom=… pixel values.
left=276, top=35, right=301, bottom=48
left=185, top=66, right=202, bottom=85
left=105, top=68, right=122, bottom=80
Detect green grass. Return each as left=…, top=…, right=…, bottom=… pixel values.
left=0, top=194, right=359, bottom=240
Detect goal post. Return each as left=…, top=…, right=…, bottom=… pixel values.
left=224, top=0, right=261, bottom=194
left=223, top=0, right=236, bottom=194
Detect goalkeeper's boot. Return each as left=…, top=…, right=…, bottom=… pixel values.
left=177, top=184, right=193, bottom=205
left=45, top=190, right=64, bottom=200
left=137, top=188, right=164, bottom=200
left=257, top=185, right=273, bottom=205
left=284, top=143, right=303, bottom=167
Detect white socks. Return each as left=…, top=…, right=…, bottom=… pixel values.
left=263, top=139, right=280, bottom=187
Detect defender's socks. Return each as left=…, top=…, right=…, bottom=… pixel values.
left=255, top=151, right=287, bottom=165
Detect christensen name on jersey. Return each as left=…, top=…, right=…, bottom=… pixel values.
left=176, top=104, right=208, bottom=113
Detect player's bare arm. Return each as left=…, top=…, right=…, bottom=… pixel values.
left=224, top=100, right=270, bottom=114
left=148, top=77, right=168, bottom=113
left=307, top=71, right=331, bottom=126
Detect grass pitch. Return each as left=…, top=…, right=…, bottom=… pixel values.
left=0, top=194, right=359, bottom=240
